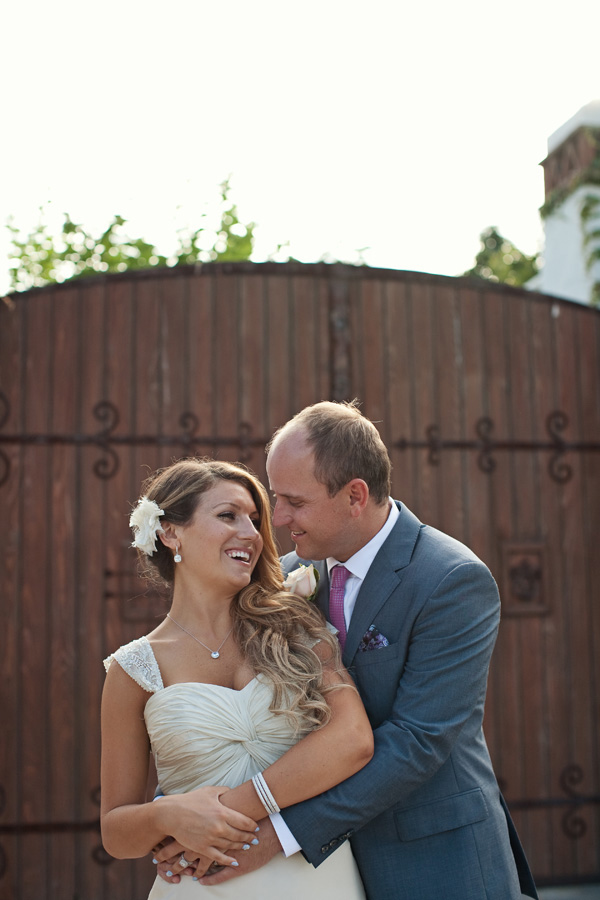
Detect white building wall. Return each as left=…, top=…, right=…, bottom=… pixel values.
left=539, top=184, right=600, bottom=303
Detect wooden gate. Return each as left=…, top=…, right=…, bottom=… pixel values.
left=1, top=262, right=599, bottom=898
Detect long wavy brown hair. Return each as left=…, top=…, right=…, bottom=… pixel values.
left=134, top=457, right=344, bottom=730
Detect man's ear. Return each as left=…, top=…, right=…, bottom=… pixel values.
left=159, top=521, right=179, bottom=550
left=347, top=479, right=369, bottom=516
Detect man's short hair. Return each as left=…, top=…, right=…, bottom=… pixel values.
left=268, top=400, right=392, bottom=504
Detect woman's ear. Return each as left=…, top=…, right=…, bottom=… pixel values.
left=159, top=521, right=179, bottom=550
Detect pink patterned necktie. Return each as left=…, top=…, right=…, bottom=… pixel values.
left=329, top=565, right=350, bottom=650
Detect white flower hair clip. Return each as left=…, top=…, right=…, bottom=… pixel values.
left=129, top=496, right=165, bottom=556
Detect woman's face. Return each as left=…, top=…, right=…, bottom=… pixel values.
left=176, top=479, right=264, bottom=594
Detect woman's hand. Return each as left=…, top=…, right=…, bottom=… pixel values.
left=153, top=785, right=258, bottom=864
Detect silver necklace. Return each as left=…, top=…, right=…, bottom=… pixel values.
left=167, top=613, right=233, bottom=659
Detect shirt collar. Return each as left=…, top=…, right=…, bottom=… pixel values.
left=326, top=499, right=399, bottom=580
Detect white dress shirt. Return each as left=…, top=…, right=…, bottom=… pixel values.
left=272, top=500, right=398, bottom=856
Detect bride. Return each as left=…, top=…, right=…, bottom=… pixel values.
left=101, top=458, right=372, bottom=898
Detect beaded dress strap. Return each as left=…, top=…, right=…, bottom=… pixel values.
left=103, top=636, right=164, bottom=693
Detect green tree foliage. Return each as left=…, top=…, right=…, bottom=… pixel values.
left=7, top=214, right=169, bottom=291
left=463, top=227, right=539, bottom=287
left=173, top=177, right=255, bottom=266
left=7, top=178, right=255, bottom=292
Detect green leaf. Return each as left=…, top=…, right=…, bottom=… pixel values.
left=6, top=184, right=256, bottom=291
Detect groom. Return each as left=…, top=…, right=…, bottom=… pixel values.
left=163, top=400, right=538, bottom=899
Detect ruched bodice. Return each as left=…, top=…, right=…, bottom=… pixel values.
left=104, top=636, right=365, bottom=899
left=144, top=678, right=307, bottom=795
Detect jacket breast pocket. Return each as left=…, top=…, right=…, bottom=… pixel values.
left=352, top=639, right=403, bottom=668
left=394, top=788, right=489, bottom=842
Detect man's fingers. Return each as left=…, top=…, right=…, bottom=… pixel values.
left=153, top=841, right=184, bottom=864
left=156, top=860, right=181, bottom=884
left=154, top=846, right=196, bottom=882
left=199, top=821, right=281, bottom=885
left=199, top=862, right=240, bottom=885
left=190, top=855, right=213, bottom=879
left=172, top=852, right=198, bottom=874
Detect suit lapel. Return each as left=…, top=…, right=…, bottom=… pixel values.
left=342, top=503, right=423, bottom=664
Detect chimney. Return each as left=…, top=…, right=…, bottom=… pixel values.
left=538, top=100, right=600, bottom=304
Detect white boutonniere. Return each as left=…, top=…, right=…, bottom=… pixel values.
left=129, top=496, right=165, bottom=556
left=283, top=563, right=320, bottom=602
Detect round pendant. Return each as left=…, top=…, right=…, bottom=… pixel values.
left=211, top=651, right=220, bottom=659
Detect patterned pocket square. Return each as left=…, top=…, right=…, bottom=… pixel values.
left=358, top=625, right=390, bottom=652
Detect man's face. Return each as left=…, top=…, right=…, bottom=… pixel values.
left=266, top=428, right=356, bottom=561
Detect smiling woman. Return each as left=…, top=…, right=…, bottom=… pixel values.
left=100, top=456, right=372, bottom=899
left=157, top=479, right=265, bottom=613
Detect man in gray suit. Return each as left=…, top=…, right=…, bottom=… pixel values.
left=176, top=399, right=537, bottom=898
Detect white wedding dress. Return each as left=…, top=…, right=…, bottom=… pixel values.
left=105, top=637, right=366, bottom=899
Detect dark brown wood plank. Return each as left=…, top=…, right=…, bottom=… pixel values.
left=102, top=277, right=138, bottom=900
left=187, top=269, right=216, bottom=465
left=264, top=274, right=292, bottom=433
left=574, top=307, right=600, bottom=877
left=131, top=274, right=161, bottom=489
left=46, top=285, right=80, bottom=894
left=0, top=296, right=24, bottom=900
left=504, top=291, right=544, bottom=862
left=434, top=284, right=465, bottom=542
left=538, top=299, right=575, bottom=880
left=264, top=274, right=293, bottom=554
left=553, top=302, right=597, bottom=878
left=74, top=280, right=110, bottom=899
left=157, top=271, right=189, bottom=446
left=19, top=291, right=54, bottom=895
left=456, top=286, right=490, bottom=560
left=291, top=274, right=321, bottom=412
left=315, top=276, right=331, bottom=401
left=479, top=287, right=518, bottom=810
left=101, top=277, right=139, bottom=899
left=355, top=278, right=388, bottom=444
left=456, top=286, right=502, bottom=781
left=213, top=270, right=241, bottom=462
left=518, top=296, right=561, bottom=878
left=19, top=446, right=51, bottom=895
left=407, top=279, right=438, bottom=526
left=239, top=271, right=268, bottom=485
left=384, top=279, right=418, bottom=512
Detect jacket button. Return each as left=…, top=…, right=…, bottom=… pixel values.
left=321, top=845, right=329, bottom=854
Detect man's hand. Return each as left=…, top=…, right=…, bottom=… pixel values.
left=151, top=840, right=213, bottom=885
left=153, top=785, right=258, bottom=865
left=198, top=817, right=282, bottom=886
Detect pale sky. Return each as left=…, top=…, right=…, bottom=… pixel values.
left=1, top=0, right=599, bottom=296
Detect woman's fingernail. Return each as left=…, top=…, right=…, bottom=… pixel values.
left=193, top=877, right=198, bottom=881
left=231, top=860, right=239, bottom=867
left=251, top=838, right=259, bottom=845
left=242, top=844, right=250, bottom=850
left=166, top=871, right=173, bottom=877
left=152, top=858, right=158, bottom=864
left=255, top=826, right=260, bottom=832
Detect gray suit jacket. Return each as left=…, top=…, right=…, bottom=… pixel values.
left=280, top=502, right=537, bottom=900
